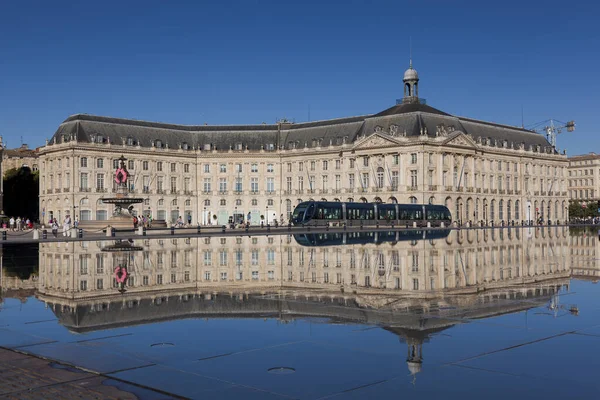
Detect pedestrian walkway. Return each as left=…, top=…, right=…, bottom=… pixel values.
left=0, top=348, right=172, bottom=399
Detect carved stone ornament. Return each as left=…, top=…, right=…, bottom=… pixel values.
left=375, top=125, right=382, bottom=133
left=356, top=134, right=397, bottom=149
left=389, top=124, right=398, bottom=135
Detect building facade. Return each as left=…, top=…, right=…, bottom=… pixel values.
left=38, top=65, right=569, bottom=225
left=567, top=152, right=600, bottom=203
left=2, top=144, right=39, bottom=176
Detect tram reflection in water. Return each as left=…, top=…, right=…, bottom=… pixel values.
left=293, top=229, right=451, bottom=247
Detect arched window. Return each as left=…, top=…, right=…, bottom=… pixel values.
left=507, top=200, right=512, bottom=221
left=374, top=197, right=382, bottom=203
left=204, top=199, right=210, bottom=207
left=475, top=198, right=480, bottom=220
left=389, top=197, right=398, bottom=204
left=428, top=196, right=435, bottom=205
left=409, top=196, right=417, bottom=204
left=515, top=200, right=520, bottom=220
left=490, top=200, right=496, bottom=221
left=499, top=200, right=504, bottom=220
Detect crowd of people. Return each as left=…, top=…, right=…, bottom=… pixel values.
left=3, top=216, right=34, bottom=231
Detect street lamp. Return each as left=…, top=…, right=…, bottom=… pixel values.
left=266, top=205, right=269, bottom=225
left=528, top=205, right=531, bottom=224
left=203, top=206, right=206, bottom=225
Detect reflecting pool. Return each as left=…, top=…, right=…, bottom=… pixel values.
left=1, top=226, right=600, bottom=398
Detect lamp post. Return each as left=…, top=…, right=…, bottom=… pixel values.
left=203, top=206, right=206, bottom=226
left=528, top=204, right=531, bottom=224
left=234, top=206, right=237, bottom=225
left=266, top=205, right=269, bottom=225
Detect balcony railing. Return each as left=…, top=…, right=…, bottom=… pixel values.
left=63, top=188, right=70, bottom=193
left=143, top=188, right=151, bottom=194
left=507, top=189, right=514, bottom=195
left=218, top=191, right=227, bottom=195
left=157, top=189, right=166, bottom=194
left=456, top=187, right=464, bottom=192
left=491, top=189, right=498, bottom=194
left=408, top=186, right=418, bottom=191
left=483, top=189, right=489, bottom=194
left=466, top=187, right=474, bottom=193
left=429, top=185, right=438, bottom=191
left=499, top=189, right=506, bottom=194
left=476, top=188, right=481, bottom=193
left=445, top=186, right=453, bottom=191
left=184, top=190, right=194, bottom=196
left=534, top=191, right=540, bottom=196
left=80, top=187, right=90, bottom=192
left=96, top=188, right=107, bottom=193
left=47, top=189, right=53, bottom=194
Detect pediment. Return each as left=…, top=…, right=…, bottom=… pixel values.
left=441, top=132, right=477, bottom=148
left=353, top=133, right=401, bottom=150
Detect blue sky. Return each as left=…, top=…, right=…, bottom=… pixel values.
left=1, top=0, right=598, bottom=155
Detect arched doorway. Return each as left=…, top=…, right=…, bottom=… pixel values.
left=388, top=197, right=398, bottom=204
left=374, top=197, right=382, bottom=203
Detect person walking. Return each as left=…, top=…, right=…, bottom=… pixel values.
left=63, top=215, right=71, bottom=237
left=52, top=218, right=59, bottom=237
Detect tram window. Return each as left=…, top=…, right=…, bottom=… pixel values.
left=378, top=206, right=396, bottom=220
left=347, top=206, right=374, bottom=220
left=315, top=204, right=342, bottom=219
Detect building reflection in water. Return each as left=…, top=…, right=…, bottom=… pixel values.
left=34, top=226, right=589, bottom=380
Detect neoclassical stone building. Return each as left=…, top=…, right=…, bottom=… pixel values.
left=38, top=64, right=569, bottom=225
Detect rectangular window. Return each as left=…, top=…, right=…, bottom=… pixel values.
left=203, top=178, right=211, bottom=192
left=267, top=164, right=274, bottom=173
left=287, top=177, right=292, bottom=192
left=219, top=178, right=227, bottom=193
left=97, top=158, right=104, bottom=169
left=220, top=164, right=227, bottom=173
left=235, top=177, right=242, bottom=192
left=411, top=170, right=418, bottom=187
left=393, top=155, right=399, bottom=165
left=411, top=153, right=417, bottom=164
left=349, top=173, right=355, bottom=189
left=157, top=162, right=163, bottom=172
left=184, top=164, right=190, bottom=173
left=171, top=163, right=176, bottom=172
left=81, top=158, right=88, bottom=168
left=251, top=178, right=259, bottom=192
left=204, top=164, right=210, bottom=173
left=80, top=173, right=88, bottom=189
left=322, top=161, right=328, bottom=171
left=235, top=163, right=243, bottom=173
left=96, top=174, right=104, bottom=190
left=335, top=160, right=341, bottom=169
left=391, top=171, right=399, bottom=190
left=143, top=161, right=149, bottom=170
left=298, top=176, right=304, bottom=191
left=266, top=177, right=275, bottom=193
left=251, top=163, right=258, bottom=173
left=363, top=157, right=369, bottom=167
left=171, top=177, right=177, bottom=192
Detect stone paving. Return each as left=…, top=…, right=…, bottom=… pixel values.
left=0, top=348, right=171, bottom=399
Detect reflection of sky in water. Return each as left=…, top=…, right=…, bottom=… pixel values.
left=1, top=226, right=599, bottom=398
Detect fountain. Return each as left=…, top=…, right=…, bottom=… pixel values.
left=100, top=155, right=144, bottom=229
left=78, top=155, right=166, bottom=230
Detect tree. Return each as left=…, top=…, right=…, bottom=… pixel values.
left=3, top=167, right=39, bottom=221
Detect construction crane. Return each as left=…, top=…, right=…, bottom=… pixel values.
left=527, top=119, right=576, bottom=149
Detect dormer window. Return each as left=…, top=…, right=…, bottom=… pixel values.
left=266, top=143, right=275, bottom=151
left=127, top=137, right=134, bottom=146
left=235, top=143, right=243, bottom=151
left=182, top=142, right=189, bottom=150
left=155, top=139, right=162, bottom=148
left=96, top=135, right=103, bottom=144
left=203, top=144, right=211, bottom=151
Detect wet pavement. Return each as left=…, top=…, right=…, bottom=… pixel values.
left=1, top=226, right=599, bottom=399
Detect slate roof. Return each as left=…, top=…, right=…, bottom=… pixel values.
left=49, top=101, right=556, bottom=152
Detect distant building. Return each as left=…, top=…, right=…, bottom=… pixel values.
left=39, top=63, right=568, bottom=224
left=567, top=152, right=600, bottom=203
left=2, top=144, right=39, bottom=175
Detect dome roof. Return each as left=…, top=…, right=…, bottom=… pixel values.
left=403, top=66, right=419, bottom=81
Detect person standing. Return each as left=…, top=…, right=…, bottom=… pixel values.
left=16, top=217, right=22, bottom=231
left=187, top=214, right=192, bottom=226
left=63, top=214, right=71, bottom=237
left=9, top=217, right=15, bottom=231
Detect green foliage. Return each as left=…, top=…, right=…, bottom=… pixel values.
left=568, top=200, right=599, bottom=219
left=2, top=167, right=39, bottom=220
